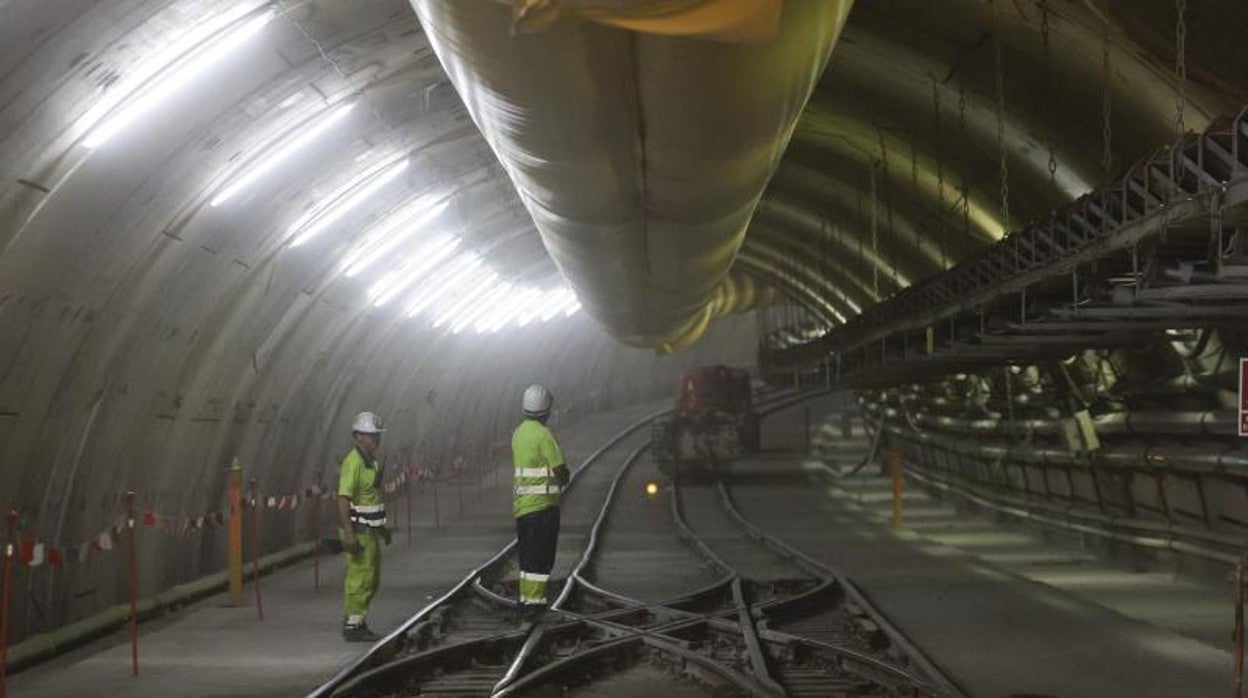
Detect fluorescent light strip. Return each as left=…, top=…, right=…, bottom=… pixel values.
left=343, top=199, right=448, bottom=278
left=404, top=254, right=481, bottom=317
left=487, top=288, right=541, bottom=333
left=452, top=283, right=512, bottom=334
left=81, top=7, right=274, bottom=148
left=211, top=102, right=355, bottom=206
left=289, top=159, right=409, bottom=248
left=369, top=235, right=460, bottom=307
left=565, top=300, right=582, bottom=317
left=539, top=289, right=571, bottom=322
left=431, top=272, right=499, bottom=328
left=475, top=288, right=532, bottom=334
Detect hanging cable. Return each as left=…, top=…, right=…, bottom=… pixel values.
left=1040, top=0, right=1059, bottom=186
left=992, top=0, right=1011, bottom=233
left=958, top=76, right=971, bottom=245
left=932, top=78, right=949, bottom=269
left=1100, top=0, right=1114, bottom=182
left=1174, top=0, right=1188, bottom=139
left=870, top=159, right=879, bottom=298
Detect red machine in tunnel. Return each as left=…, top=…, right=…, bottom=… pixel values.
left=652, top=365, right=761, bottom=477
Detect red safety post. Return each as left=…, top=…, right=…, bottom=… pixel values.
left=124, top=492, right=139, bottom=676
left=248, top=478, right=264, bottom=620
left=1, top=509, right=18, bottom=698
left=1234, top=551, right=1246, bottom=698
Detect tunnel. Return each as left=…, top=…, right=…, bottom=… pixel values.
left=1, top=1, right=1246, bottom=696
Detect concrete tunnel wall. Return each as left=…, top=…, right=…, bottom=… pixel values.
left=0, top=261, right=759, bottom=642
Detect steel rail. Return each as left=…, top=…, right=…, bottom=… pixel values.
left=713, top=480, right=967, bottom=698
left=306, top=406, right=669, bottom=697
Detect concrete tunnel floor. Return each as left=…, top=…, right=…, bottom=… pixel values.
left=6, top=395, right=1235, bottom=698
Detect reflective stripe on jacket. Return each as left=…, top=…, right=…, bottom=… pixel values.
left=512, top=419, right=565, bottom=518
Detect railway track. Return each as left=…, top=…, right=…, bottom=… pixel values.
left=309, top=392, right=964, bottom=697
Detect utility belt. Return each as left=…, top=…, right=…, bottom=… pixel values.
left=349, top=503, right=387, bottom=528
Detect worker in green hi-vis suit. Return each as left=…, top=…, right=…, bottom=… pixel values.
left=337, top=411, right=392, bottom=642
left=512, top=385, right=568, bottom=621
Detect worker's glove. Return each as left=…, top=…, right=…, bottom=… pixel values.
left=378, top=526, right=392, bottom=547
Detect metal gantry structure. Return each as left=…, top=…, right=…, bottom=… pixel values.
left=763, top=104, right=1248, bottom=388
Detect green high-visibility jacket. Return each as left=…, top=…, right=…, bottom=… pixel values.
left=512, top=419, right=565, bottom=518
left=339, top=447, right=386, bottom=527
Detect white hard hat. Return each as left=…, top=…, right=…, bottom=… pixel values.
left=522, top=385, right=552, bottom=417
left=351, top=411, right=386, bottom=434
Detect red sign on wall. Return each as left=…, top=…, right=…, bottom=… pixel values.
left=1240, top=359, right=1248, bottom=437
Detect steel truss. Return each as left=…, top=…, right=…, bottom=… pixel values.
left=763, top=104, right=1248, bottom=388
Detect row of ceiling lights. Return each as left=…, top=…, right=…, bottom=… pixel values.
left=70, top=2, right=580, bottom=335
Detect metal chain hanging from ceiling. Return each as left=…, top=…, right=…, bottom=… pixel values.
left=932, top=78, right=949, bottom=270
left=1039, top=0, right=1059, bottom=186
left=869, top=156, right=879, bottom=298
left=1174, top=0, right=1188, bottom=139
left=1100, top=0, right=1114, bottom=182
left=958, top=76, right=971, bottom=245
left=875, top=126, right=899, bottom=285
left=992, top=0, right=1011, bottom=234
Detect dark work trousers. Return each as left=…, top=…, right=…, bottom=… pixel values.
left=516, top=506, right=560, bottom=605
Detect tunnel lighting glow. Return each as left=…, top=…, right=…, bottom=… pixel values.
left=475, top=288, right=534, bottom=333
left=369, top=235, right=460, bottom=307
left=404, top=253, right=482, bottom=317
left=489, top=288, right=545, bottom=332
left=539, top=289, right=573, bottom=322
left=210, top=102, right=355, bottom=206
left=516, top=290, right=557, bottom=327
left=342, top=199, right=449, bottom=278
left=451, top=283, right=513, bottom=334
left=565, top=300, right=582, bottom=317
left=289, top=159, right=410, bottom=248
left=644, top=481, right=660, bottom=497
left=431, top=272, right=500, bottom=328
left=80, top=6, right=274, bottom=149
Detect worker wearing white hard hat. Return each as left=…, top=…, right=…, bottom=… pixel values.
left=337, top=411, right=391, bottom=641
left=511, top=385, right=568, bottom=619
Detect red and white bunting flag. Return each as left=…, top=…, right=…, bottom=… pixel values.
left=95, top=530, right=114, bottom=551
left=20, top=541, right=41, bottom=566
left=77, top=542, right=90, bottom=563
left=266, top=496, right=277, bottom=509
left=291, top=495, right=300, bottom=509
left=48, top=547, right=63, bottom=568
left=194, top=516, right=205, bottom=529
left=143, top=511, right=158, bottom=526
left=213, top=512, right=225, bottom=526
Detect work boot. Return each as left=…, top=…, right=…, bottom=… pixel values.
left=343, top=622, right=380, bottom=643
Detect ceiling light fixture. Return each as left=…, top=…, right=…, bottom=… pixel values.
left=288, top=158, right=409, bottom=248
left=210, top=102, right=355, bottom=206
left=342, top=198, right=449, bottom=278
left=369, top=235, right=460, bottom=307
left=80, top=6, right=274, bottom=149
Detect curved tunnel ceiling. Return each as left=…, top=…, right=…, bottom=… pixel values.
left=4, top=1, right=1245, bottom=360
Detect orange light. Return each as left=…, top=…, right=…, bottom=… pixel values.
left=644, top=481, right=660, bottom=497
